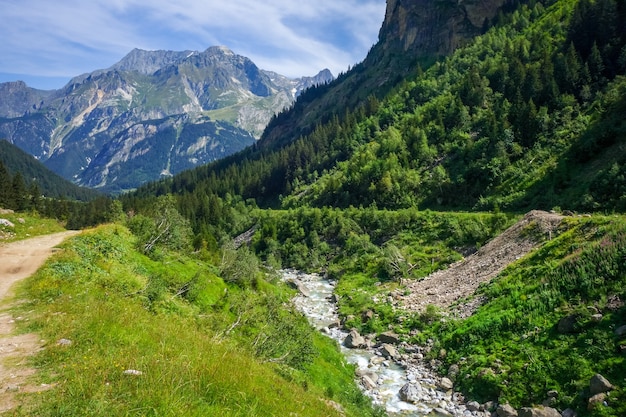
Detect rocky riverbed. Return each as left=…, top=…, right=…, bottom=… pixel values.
left=281, top=269, right=478, bottom=417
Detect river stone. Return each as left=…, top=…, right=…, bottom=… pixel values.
left=362, top=375, right=377, bottom=390
left=380, top=343, right=398, bottom=359
left=399, top=382, right=422, bottom=403
left=378, top=331, right=401, bottom=344
left=328, top=320, right=341, bottom=329
left=438, top=377, right=454, bottom=391
left=344, top=329, right=366, bottom=348
left=356, top=369, right=378, bottom=384
left=297, top=283, right=311, bottom=297
left=589, top=373, right=613, bottom=395
left=561, top=408, right=577, bottom=417
left=432, top=407, right=453, bottom=416
left=466, top=401, right=481, bottom=412
left=615, top=324, right=626, bottom=337
left=519, top=406, right=561, bottom=417
left=497, top=403, right=519, bottom=417
left=370, top=356, right=385, bottom=366
left=588, top=393, right=607, bottom=410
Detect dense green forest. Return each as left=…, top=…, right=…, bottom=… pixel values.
left=0, top=140, right=122, bottom=229
left=0, top=140, right=99, bottom=202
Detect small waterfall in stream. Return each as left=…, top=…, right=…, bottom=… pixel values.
left=281, top=270, right=475, bottom=417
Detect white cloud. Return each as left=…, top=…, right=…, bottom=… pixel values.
left=0, top=0, right=386, bottom=87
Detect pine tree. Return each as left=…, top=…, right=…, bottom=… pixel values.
left=0, top=162, right=12, bottom=208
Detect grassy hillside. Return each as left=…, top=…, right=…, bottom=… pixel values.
left=432, top=214, right=626, bottom=414
left=127, top=0, right=626, bottom=236
left=0, top=211, right=65, bottom=242
left=11, top=223, right=382, bottom=416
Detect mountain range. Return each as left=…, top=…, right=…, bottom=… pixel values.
left=0, top=47, right=333, bottom=193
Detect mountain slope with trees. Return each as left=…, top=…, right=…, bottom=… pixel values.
left=120, top=1, right=626, bottom=416
left=0, top=140, right=99, bottom=208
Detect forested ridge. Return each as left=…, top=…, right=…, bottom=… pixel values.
left=126, top=0, right=626, bottom=237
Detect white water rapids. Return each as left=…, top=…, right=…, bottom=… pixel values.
left=282, top=270, right=471, bottom=417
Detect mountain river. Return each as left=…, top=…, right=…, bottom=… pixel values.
left=281, top=270, right=473, bottom=417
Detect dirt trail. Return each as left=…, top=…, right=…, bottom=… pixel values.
left=0, top=231, right=79, bottom=413
left=400, top=210, right=564, bottom=317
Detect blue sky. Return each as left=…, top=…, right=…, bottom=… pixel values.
left=0, top=0, right=387, bottom=90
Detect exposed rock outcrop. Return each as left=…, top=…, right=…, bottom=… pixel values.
left=379, top=0, right=507, bottom=58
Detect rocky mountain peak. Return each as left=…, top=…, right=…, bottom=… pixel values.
left=204, top=45, right=236, bottom=56
left=379, top=0, right=506, bottom=58
left=0, top=80, right=51, bottom=118
left=0, top=45, right=333, bottom=192
left=110, top=48, right=195, bottom=75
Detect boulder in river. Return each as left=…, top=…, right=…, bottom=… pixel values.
left=432, top=407, right=454, bottom=416
left=344, top=329, right=366, bottom=348
left=378, top=331, right=401, bottom=344
left=519, top=406, right=561, bottom=417
left=399, top=382, right=422, bottom=403
left=380, top=343, right=398, bottom=359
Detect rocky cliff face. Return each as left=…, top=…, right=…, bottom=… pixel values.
left=0, top=48, right=333, bottom=193
left=0, top=81, right=53, bottom=118
left=379, top=0, right=506, bottom=58
left=260, top=0, right=509, bottom=149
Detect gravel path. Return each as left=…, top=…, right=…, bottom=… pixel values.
left=0, top=231, right=79, bottom=413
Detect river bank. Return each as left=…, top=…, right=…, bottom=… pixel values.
left=281, top=269, right=479, bottom=417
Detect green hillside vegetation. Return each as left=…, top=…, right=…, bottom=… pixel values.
left=0, top=140, right=99, bottom=202
left=0, top=139, right=128, bottom=230
left=432, top=214, right=626, bottom=414
left=12, top=213, right=383, bottom=416
left=10, top=0, right=626, bottom=416
left=128, top=0, right=626, bottom=225
left=117, top=1, right=626, bottom=416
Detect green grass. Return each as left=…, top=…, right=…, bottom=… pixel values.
left=9, top=224, right=378, bottom=416
left=430, top=215, right=626, bottom=416
left=0, top=211, right=65, bottom=242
